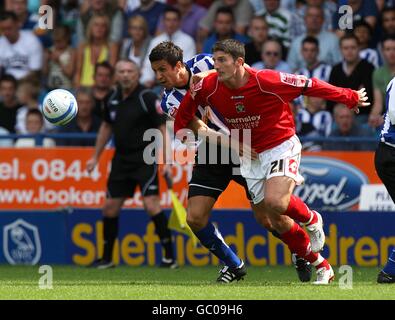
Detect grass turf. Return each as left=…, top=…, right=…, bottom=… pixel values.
left=0, top=265, right=393, bottom=300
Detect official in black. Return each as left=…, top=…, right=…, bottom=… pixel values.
left=87, top=59, right=176, bottom=269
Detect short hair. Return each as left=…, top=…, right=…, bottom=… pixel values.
left=0, top=11, right=18, bottom=22
left=215, top=6, right=234, bottom=20
left=353, top=20, right=373, bottom=37
left=0, top=74, right=17, bottom=88
left=251, top=15, right=268, bottom=25
left=340, top=34, right=360, bottom=46
left=163, top=6, right=181, bottom=20
left=333, top=103, right=352, bottom=117
left=212, top=39, right=245, bottom=60
left=382, top=7, right=395, bottom=17
left=382, top=35, right=395, bottom=45
left=115, top=58, right=140, bottom=72
left=75, top=87, right=94, bottom=101
left=52, top=25, right=71, bottom=43
left=18, top=80, right=40, bottom=101
left=149, top=41, right=183, bottom=67
left=302, top=36, right=319, bottom=48
left=262, top=38, right=282, bottom=52
left=94, top=61, right=114, bottom=77
left=26, top=109, right=43, bottom=121
left=305, top=5, right=324, bottom=19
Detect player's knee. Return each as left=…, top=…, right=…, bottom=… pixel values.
left=255, top=213, right=273, bottom=230
left=143, top=196, right=161, bottom=216
left=186, top=211, right=207, bottom=231
left=264, top=196, right=287, bottom=215
left=102, top=204, right=120, bottom=218
left=144, top=203, right=161, bottom=216
left=269, top=214, right=293, bottom=234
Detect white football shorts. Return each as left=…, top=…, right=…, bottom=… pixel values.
left=240, top=135, right=304, bottom=204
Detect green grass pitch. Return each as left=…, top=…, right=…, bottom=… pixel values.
left=0, top=265, right=393, bottom=300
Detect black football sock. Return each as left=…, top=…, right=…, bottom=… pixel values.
left=102, top=216, right=119, bottom=262
left=152, top=211, right=174, bottom=260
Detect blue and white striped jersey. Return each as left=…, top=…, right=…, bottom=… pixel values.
left=297, top=108, right=333, bottom=137
left=161, top=53, right=229, bottom=134
left=380, top=77, right=395, bottom=146
left=297, top=62, right=332, bottom=82
left=360, top=48, right=380, bottom=69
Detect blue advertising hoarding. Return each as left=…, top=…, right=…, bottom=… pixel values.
left=0, top=209, right=394, bottom=267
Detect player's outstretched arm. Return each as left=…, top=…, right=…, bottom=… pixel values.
left=304, top=77, right=370, bottom=111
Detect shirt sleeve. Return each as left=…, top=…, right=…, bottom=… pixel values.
left=259, top=70, right=359, bottom=109
left=174, top=90, right=200, bottom=133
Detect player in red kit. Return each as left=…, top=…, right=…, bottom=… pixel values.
left=174, top=39, right=370, bottom=284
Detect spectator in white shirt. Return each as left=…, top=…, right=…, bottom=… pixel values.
left=0, top=11, right=43, bottom=80
left=140, top=6, right=196, bottom=87
left=15, top=109, right=56, bottom=148
left=287, top=5, right=341, bottom=72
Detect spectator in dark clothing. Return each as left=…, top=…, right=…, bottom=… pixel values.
left=0, top=75, right=21, bottom=133
left=381, top=7, right=395, bottom=40
left=202, top=6, right=249, bottom=54
left=333, top=0, right=378, bottom=38
left=244, top=16, right=269, bottom=66
left=58, top=88, right=101, bottom=146
left=328, top=34, right=375, bottom=121
left=92, top=62, right=114, bottom=119
left=323, top=104, right=376, bottom=151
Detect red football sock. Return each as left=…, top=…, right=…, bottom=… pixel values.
left=281, top=221, right=327, bottom=268
left=284, top=195, right=318, bottom=225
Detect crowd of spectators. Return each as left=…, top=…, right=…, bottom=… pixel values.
left=0, top=0, right=391, bottom=151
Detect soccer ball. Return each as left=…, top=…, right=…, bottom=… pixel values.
left=41, top=89, right=78, bottom=126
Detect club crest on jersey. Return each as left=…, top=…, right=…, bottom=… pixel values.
left=280, top=73, right=311, bottom=88
left=235, top=103, right=245, bottom=113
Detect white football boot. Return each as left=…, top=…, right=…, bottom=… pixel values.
left=305, top=211, right=325, bottom=253
left=313, top=265, right=335, bottom=285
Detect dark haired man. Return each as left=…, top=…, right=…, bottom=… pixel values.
left=175, top=39, right=370, bottom=284
left=0, top=74, right=21, bottom=133
left=92, top=61, right=114, bottom=119
left=150, top=41, right=313, bottom=283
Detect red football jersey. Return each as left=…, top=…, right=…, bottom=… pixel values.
left=175, top=68, right=359, bottom=153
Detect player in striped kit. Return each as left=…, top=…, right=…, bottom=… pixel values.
left=374, top=77, right=395, bottom=284
left=149, top=41, right=312, bottom=283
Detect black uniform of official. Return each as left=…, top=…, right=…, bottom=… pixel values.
left=103, top=84, right=166, bottom=198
